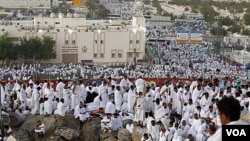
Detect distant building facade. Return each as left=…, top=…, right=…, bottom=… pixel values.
left=0, top=16, right=146, bottom=64
left=0, top=0, right=52, bottom=9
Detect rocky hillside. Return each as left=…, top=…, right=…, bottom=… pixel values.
left=7, top=112, right=250, bottom=141
left=6, top=111, right=147, bottom=141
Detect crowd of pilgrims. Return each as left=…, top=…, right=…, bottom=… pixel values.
left=0, top=1, right=249, bottom=140
left=99, top=0, right=143, bottom=20
left=0, top=74, right=250, bottom=140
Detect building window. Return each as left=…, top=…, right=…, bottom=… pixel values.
left=100, top=40, right=103, bottom=44
left=94, top=40, right=97, bottom=44
left=136, top=52, right=139, bottom=57
left=118, top=50, right=122, bottom=58
left=111, top=50, right=116, bottom=58
left=53, top=40, right=56, bottom=44
left=72, top=40, right=75, bottom=44
left=65, top=40, right=68, bottom=44
left=55, top=22, right=60, bottom=24
left=37, top=22, right=40, bottom=24
left=94, top=53, right=97, bottom=58
left=45, top=21, right=47, bottom=24
left=100, top=53, right=104, bottom=58
left=128, top=52, right=133, bottom=57
left=130, top=40, right=133, bottom=44
left=136, top=40, right=139, bottom=44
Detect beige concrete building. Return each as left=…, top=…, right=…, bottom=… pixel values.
left=0, top=16, right=146, bottom=64
left=0, top=0, right=52, bottom=9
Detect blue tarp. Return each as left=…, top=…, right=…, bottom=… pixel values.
left=245, top=63, right=250, bottom=70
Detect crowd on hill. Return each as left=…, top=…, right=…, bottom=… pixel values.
left=0, top=75, right=250, bottom=141
left=100, top=0, right=143, bottom=20
left=0, top=1, right=249, bottom=141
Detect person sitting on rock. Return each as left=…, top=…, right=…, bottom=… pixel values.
left=101, top=113, right=112, bottom=133
left=113, top=136, right=119, bottom=141
left=74, top=101, right=91, bottom=122
left=110, top=113, right=122, bottom=131
left=54, top=98, right=69, bottom=117
left=34, top=120, right=45, bottom=137
left=141, top=133, right=152, bottom=141
left=3, top=125, right=12, bottom=141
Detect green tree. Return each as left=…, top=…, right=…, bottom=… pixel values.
left=8, top=44, right=19, bottom=63
left=191, top=5, right=199, bottom=13
left=199, top=6, right=219, bottom=23
left=184, top=7, right=189, bottom=11
left=143, top=0, right=151, bottom=5
left=0, top=33, right=13, bottom=64
left=51, top=7, right=59, bottom=14
left=244, top=13, right=250, bottom=25
left=19, top=36, right=56, bottom=62
left=242, top=29, right=250, bottom=36
left=210, top=26, right=227, bottom=36
left=41, top=36, right=56, bottom=62
left=96, top=5, right=110, bottom=19
left=220, top=16, right=235, bottom=26
left=179, top=13, right=186, bottom=19
left=19, top=37, right=37, bottom=60
left=227, top=24, right=241, bottom=34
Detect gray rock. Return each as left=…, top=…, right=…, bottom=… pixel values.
left=100, top=131, right=118, bottom=141
left=54, top=116, right=81, bottom=130
left=117, top=128, right=132, bottom=141
left=122, top=119, right=133, bottom=128
left=54, top=126, right=80, bottom=140
left=80, top=118, right=101, bottom=141
left=241, top=113, right=250, bottom=123
left=46, top=136, right=65, bottom=141
left=7, top=129, right=34, bottom=141
left=9, top=112, right=23, bottom=128
left=131, top=126, right=147, bottom=141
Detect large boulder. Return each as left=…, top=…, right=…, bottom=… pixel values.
left=241, top=113, right=250, bottom=123
left=7, top=129, right=34, bottom=141
left=122, top=119, right=133, bottom=128
left=54, top=116, right=81, bottom=130
left=46, top=136, right=65, bottom=141
left=131, top=126, right=147, bottom=141
left=7, top=114, right=57, bottom=141
left=6, top=113, right=110, bottom=141
left=9, top=112, right=23, bottom=128
left=54, top=126, right=80, bottom=140
left=117, top=128, right=132, bottom=141
left=100, top=131, right=118, bottom=141
left=79, top=117, right=101, bottom=141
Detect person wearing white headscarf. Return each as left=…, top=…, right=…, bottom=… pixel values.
left=114, top=85, right=123, bottom=112
left=71, top=82, right=81, bottom=110
left=135, top=76, right=145, bottom=93
left=98, top=80, right=109, bottom=108
left=195, top=125, right=206, bottom=141
left=188, top=113, right=202, bottom=137
left=31, top=86, right=41, bottom=114
left=74, top=101, right=90, bottom=122
left=147, top=120, right=159, bottom=141
left=134, top=91, right=145, bottom=126
left=159, top=126, right=169, bottom=141
left=172, top=129, right=183, bottom=141
left=105, top=101, right=116, bottom=114
left=127, top=85, right=137, bottom=113
left=44, top=83, right=53, bottom=116
left=179, top=119, right=190, bottom=139
left=111, top=113, right=122, bottom=131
